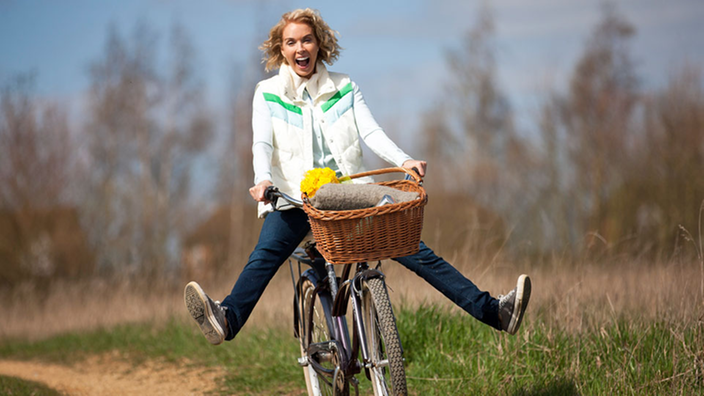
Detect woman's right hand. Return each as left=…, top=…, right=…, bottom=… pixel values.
left=249, top=180, right=273, bottom=203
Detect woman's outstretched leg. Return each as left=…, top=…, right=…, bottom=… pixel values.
left=185, top=209, right=311, bottom=344
left=393, top=241, right=531, bottom=334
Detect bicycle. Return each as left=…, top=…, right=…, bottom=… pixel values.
left=264, top=167, right=427, bottom=396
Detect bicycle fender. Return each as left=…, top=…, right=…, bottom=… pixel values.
left=331, top=268, right=384, bottom=316
left=353, top=268, right=385, bottom=290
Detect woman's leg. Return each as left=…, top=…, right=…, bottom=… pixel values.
left=393, top=241, right=502, bottom=330
left=219, top=209, right=311, bottom=340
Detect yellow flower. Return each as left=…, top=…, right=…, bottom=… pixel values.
left=301, top=167, right=341, bottom=197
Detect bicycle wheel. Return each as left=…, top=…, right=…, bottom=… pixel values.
left=360, top=277, right=407, bottom=396
left=300, top=278, right=338, bottom=396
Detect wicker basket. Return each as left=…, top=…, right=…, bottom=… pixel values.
left=302, top=167, right=428, bottom=264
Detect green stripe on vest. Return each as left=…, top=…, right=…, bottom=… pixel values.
left=321, top=83, right=353, bottom=113
left=263, top=93, right=302, bottom=115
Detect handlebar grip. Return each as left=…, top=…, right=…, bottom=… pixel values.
left=264, top=186, right=278, bottom=203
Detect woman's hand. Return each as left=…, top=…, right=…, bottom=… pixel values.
left=402, top=159, right=427, bottom=177
left=249, top=180, right=273, bottom=203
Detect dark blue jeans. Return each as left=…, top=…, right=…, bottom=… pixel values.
left=220, top=209, right=500, bottom=340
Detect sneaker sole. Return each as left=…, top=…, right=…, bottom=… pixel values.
left=184, top=281, right=225, bottom=345
left=507, top=274, right=532, bottom=335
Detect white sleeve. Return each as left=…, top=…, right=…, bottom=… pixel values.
left=353, top=82, right=413, bottom=167
left=252, top=85, right=274, bottom=185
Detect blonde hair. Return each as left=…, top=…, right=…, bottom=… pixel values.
left=259, top=8, right=341, bottom=72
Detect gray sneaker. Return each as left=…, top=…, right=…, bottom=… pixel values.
left=498, top=274, right=532, bottom=335
left=184, top=281, right=228, bottom=345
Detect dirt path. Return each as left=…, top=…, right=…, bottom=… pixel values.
left=0, top=354, right=225, bottom=395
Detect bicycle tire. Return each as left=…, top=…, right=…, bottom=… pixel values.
left=361, top=277, right=407, bottom=396
left=300, top=278, right=344, bottom=396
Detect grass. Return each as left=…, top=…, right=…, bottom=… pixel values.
left=0, top=305, right=701, bottom=395
left=398, top=305, right=703, bottom=395
left=0, top=375, right=63, bottom=396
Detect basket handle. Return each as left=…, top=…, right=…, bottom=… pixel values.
left=346, top=167, right=422, bottom=184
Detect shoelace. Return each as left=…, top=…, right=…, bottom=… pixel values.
left=497, top=290, right=515, bottom=307
left=214, top=300, right=227, bottom=313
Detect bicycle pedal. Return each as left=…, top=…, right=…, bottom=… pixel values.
left=297, top=357, right=309, bottom=367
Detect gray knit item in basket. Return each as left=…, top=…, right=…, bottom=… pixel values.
left=310, top=183, right=419, bottom=210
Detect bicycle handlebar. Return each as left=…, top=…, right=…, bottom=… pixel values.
left=264, top=186, right=304, bottom=208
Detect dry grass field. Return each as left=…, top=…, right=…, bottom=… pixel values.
left=2, top=246, right=701, bottom=342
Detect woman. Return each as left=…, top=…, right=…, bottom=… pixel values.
left=185, top=8, right=531, bottom=346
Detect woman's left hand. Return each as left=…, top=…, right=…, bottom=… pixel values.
left=402, top=159, right=427, bottom=177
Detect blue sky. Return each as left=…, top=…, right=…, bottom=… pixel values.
left=1, top=0, right=703, bottom=154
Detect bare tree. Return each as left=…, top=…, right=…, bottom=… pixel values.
left=445, top=5, right=540, bottom=215
left=423, top=4, right=543, bottom=257
left=559, top=4, right=639, bottom=246
left=446, top=5, right=507, bottom=190
left=418, top=104, right=456, bottom=191
left=621, top=64, right=704, bottom=255
left=0, top=74, right=91, bottom=285
left=82, top=22, right=212, bottom=279
left=522, top=91, right=577, bottom=255
left=0, top=75, right=73, bottom=210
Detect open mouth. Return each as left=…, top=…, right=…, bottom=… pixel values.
left=295, top=57, right=310, bottom=68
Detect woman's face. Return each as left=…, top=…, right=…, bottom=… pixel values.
left=281, top=22, right=319, bottom=78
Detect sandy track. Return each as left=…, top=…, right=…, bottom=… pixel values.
left=0, top=354, right=225, bottom=395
